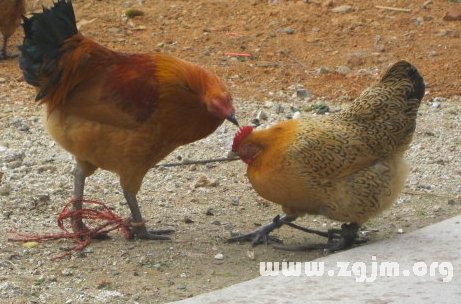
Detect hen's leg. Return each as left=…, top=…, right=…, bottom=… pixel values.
left=227, top=214, right=297, bottom=245
left=326, top=223, right=365, bottom=252
left=123, top=190, right=174, bottom=240
left=273, top=223, right=366, bottom=252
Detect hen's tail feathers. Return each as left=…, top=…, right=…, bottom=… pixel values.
left=381, top=60, right=425, bottom=102
left=19, top=0, right=77, bottom=101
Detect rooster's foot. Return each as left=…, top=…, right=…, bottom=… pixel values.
left=129, top=221, right=174, bottom=240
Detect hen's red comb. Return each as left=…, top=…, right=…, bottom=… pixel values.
left=232, top=126, right=254, bottom=151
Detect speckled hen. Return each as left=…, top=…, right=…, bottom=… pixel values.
left=230, top=61, right=425, bottom=251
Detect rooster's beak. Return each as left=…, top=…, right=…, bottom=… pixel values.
left=226, top=113, right=239, bottom=127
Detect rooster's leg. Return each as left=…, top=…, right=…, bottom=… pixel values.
left=0, top=36, right=7, bottom=59
left=227, top=214, right=297, bottom=245
left=0, top=36, right=18, bottom=59
left=71, top=163, right=87, bottom=233
left=70, top=162, right=109, bottom=239
left=123, top=190, right=174, bottom=240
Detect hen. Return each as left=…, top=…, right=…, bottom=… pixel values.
left=230, top=61, right=424, bottom=251
left=20, top=0, right=238, bottom=239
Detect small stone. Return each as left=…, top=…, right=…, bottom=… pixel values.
left=431, top=102, right=441, bottom=109
left=448, top=199, right=461, bottom=206
left=296, top=88, right=311, bottom=99
left=251, top=118, right=261, bottom=126
left=205, top=208, right=215, bottom=216
left=184, top=216, right=194, bottom=224
left=23, top=241, right=39, bottom=249
left=336, top=65, right=352, bottom=75
left=317, top=66, right=331, bottom=75
left=280, top=27, right=295, bottom=34
left=0, top=77, right=6, bottom=83
left=0, top=184, right=12, bottom=196
left=61, top=269, right=73, bottom=276
left=231, top=197, right=240, bottom=206
left=275, top=104, right=284, bottom=114
left=214, top=253, right=224, bottom=260
left=443, top=7, right=461, bottom=21
left=108, top=27, right=122, bottom=34
left=331, top=5, right=353, bottom=13
left=263, top=101, right=273, bottom=108
left=256, top=110, right=268, bottom=121
left=397, top=228, right=404, bottom=234
left=211, top=220, right=221, bottom=225
left=292, top=111, right=301, bottom=119
left=246, top=250, right=256, bottom=260
left=192, top=175, right=219, bottom=188
left=177, top=284, right=187, bottom=290
left=125, top=8, right=145, bottom=18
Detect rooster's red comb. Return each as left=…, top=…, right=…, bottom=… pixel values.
left=232, top=126, right=254, bottom=151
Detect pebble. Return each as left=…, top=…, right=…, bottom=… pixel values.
left=263, top=101, right=273, bottom=108
left=192, top=175, right=219, bottom=188
left=22, top=241, right=39, bottom=249
left=214, top=253, right=224, bottom=260
left=177, top=284, right=187, bottom=290
left=61, top=269, right=73, bottom=276
left=280, top=27, right=295, bottom=34
left=275, top=104, right=284, bottom=114
left=397, top=228, right=404, bottom=234
left=316, top=66, right=331, bottom=75
left=0, top=184, right=12, bottom=196
left=331, top=5, right=353, bottom=13
left=184, top=216, right=194, bottom=223
left=256, top=110, right=268, bottom=121
left=292, top=111, right=301, bottom=119
left=296, top=88, right=311, bottom=99
left=205, top=208, right=215, bottom=216
left=444, top=6, right=461, bottom=21
left=336, top=65, right=352, bottom=75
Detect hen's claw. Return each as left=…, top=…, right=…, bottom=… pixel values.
left=228, top=228, right=282, bottom=245
left=227, top=214, right=296, bottom=246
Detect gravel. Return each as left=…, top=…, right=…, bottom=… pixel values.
left=1, top=76, right=460, bottom=302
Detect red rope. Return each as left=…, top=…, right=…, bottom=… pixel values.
left=8, top=198, right=132, bottom=260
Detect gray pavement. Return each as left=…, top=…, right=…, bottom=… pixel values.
left=173, top=215, right=461, bottom=304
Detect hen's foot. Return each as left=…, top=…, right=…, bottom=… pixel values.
left=227, top=215, right=295, bottom=246
left=273, top=223, right=366, bottom=252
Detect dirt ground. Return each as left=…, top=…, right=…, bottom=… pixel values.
left=0, top=0, right=460, bottom=303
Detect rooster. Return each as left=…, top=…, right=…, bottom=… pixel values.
left=0, top=0, right=25, bottom=59
left=20, top=0, right=238, bottom=240
left=230, top=61, right=424, bottom=251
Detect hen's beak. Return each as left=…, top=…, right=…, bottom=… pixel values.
left=226, top=113, right=239, bottom=127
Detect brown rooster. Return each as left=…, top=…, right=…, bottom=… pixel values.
left=230, top=61, right=424, bottom=251
left=19, top=0, right=238, bottom=240
left=0, top=0, right=25, bottom=59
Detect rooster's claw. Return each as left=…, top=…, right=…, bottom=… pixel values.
left=130, top=226, right=175, bottom=240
